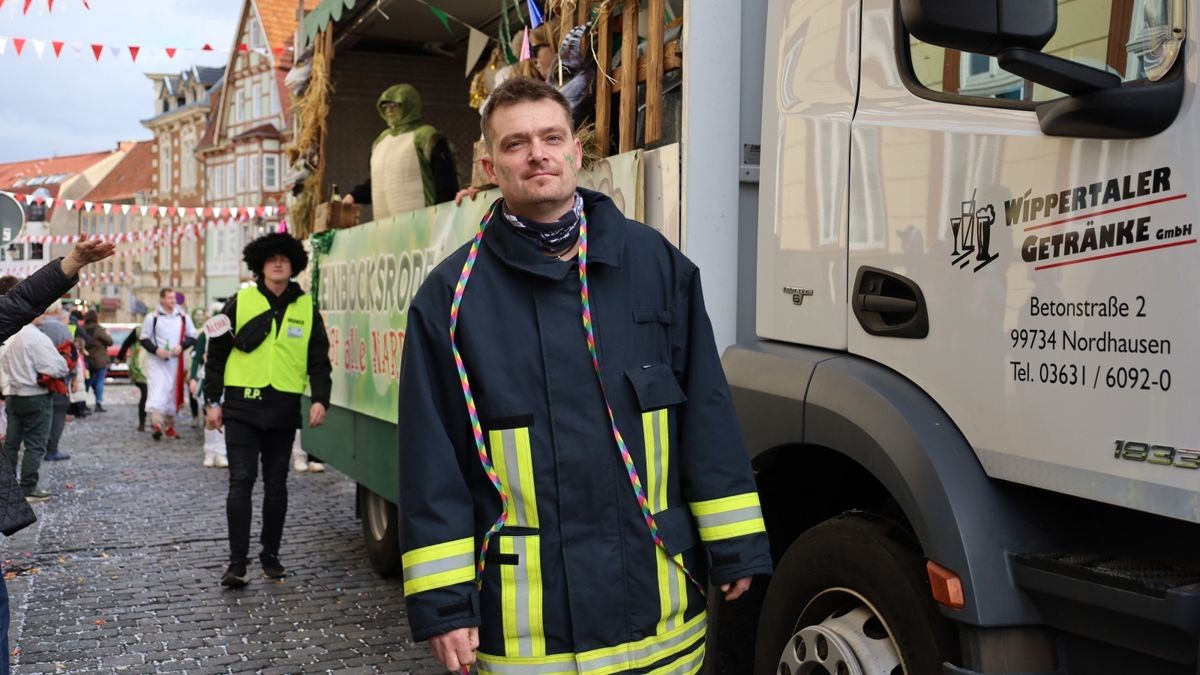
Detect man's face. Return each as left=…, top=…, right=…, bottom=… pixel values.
left=483, top=99, right=583, bottom=215
left=264, top=254, right=293, bottom=285
left=161, top=291, right=176, bottom=312
left=381, top=101, right=404, bottom=127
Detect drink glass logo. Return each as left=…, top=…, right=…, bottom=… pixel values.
left=950, top=189, right=1000, bottom=272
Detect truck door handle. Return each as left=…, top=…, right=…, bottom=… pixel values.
left=852, top=266, right=929, bottom=339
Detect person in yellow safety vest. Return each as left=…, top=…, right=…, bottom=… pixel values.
left=202, top=232, right=333, bottom=588
left=398, top=77, right=773, bottom=674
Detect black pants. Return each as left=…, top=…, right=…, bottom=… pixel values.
left=134, top=382, right=147, bottom=425
left=45, top=392, right=69, bottom=454
left=225, top=419, right=293, bottom=566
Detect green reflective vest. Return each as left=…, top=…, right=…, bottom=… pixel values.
left=225, top=287, right=312, bottom=395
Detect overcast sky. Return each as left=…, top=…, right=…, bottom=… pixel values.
left=0, top=0, right=246, bottom=163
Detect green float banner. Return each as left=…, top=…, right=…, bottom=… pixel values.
left=316, top=150, right=644, bottom=422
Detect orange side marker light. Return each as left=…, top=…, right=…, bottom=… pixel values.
left=926, top=560, right=965, bottom=609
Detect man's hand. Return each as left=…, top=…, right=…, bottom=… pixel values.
left=721, top=577, right=753, bottom=601
left=429, top=627, right=478, bottom=672
left=205, top=405, right=222, bottom=430
left=189, top=379, right=199, bottom=396
left=170, top=345, right=182, bottom=357
left=453, top=187, right=480, bottom=205
left=341, top=194, right=355, bottom=205
left=155, top=348, right=169, bottom=359
left=61, top=236, right=116, bottom=278
left=309, top=402, right=327, bottom=428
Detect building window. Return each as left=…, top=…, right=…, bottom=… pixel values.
left=248, top=17, right=262, bottom=49
left=31, top=243, right=43, bottom=260
left=225, top=163, right=234, bottom=198
left=241, top=88, right=252, bottom=123
left=264, top=155, right=278, bottom=191
left=236, top=156, right=246, bottom=192
left=159, top=143, right=171, bottom=193
left=250, top=155, right=260, bottom=191
left=270, top=83, right=279, bottom=116
left=252, top=83, right=262, bottom=119
left=181, top=131, right=196, bottom=192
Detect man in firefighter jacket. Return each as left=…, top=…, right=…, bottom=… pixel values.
left=204, top=232, right=332, bottom=587
left=398, top=77, right=773, bottom=673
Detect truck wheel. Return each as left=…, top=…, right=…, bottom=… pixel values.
left=360, top=488, right=402, bottom=577
left=753, top=513, right=957, bottom=675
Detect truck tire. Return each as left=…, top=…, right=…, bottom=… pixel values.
left=360, top=487, right=402, bottom=577
left=753, top=512, right=957, bottom=675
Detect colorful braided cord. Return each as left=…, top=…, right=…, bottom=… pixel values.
left=577, top=213, right=705, bottom=598
left=449, top=202, right=509, bottom=587
left=450, top=204, right=703, bottom=599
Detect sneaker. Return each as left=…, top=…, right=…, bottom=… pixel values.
left=94, top=404, right=106, bottom=413
left=43, top=451, right=71, bottom=461
left=292, top=458, right=309, bottom=472
left=220, top=563, right=248, bottom=588
left=215, top=455, right=229, bottom=469
left=307, top=461, right=325, bottom=473
left=261, top=556, right=287, bottom=580
left=23, top=489, right=51, bottom=502
left=151, top=424, right=162, bottom=441
left=165, top=427, right=179, bottom=440
left=202, top=453, right=215, bottom=468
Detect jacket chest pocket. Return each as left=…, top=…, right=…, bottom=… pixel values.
left=631, top=309, right=672, bottom=362
left=485, top=528, right=546, bottom=658
left=625, top=364, right=687, bottom=516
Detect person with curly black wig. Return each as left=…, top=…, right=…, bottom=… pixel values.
left=202, top=232, right=332, bottom=587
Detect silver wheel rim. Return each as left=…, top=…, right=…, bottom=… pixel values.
left=364, top=491, right=390, bottom=542
left=776, top=588, right=904, bottom=675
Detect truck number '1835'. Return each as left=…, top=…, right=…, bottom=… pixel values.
left=1114, top=440, right=1200, bottom=470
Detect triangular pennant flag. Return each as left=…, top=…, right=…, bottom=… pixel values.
left=12, top=38, right=26, bottom=57
left=527, top=0, right=545, bottom=28
left=120, top=204, right=130, bottom=215
left=265, top=206, right=276, bottom=218
left=167, top=206, right=177, bottom=218
left=157, top=206, right=167, bottom=217
left=0, top=37, right=7, bottom=57
left=44, top=197, right=53, bottom=208
left=21, top=0, right=30, bottom=15
left=64, top=199, right=75, bottom=210
left=272, top=46, right=284, bottom=57
left=33, top=194, right=43, bottom=204
left=255, top=206, right=265, bottom=217
left=107, top=45, right=120, bottom=58
left=428, top=5, right=453, bottom=35
left=83, top=201, right=94, bottom=212
left=165, top=46, right=176, bottom=58
left=128, top=46, right=139, bottom=62
left=71, top=42, right=83, bottom=56
left=31, top=39, right=44, bottom=59
left=466, top=28, right=489, bottom=77
left=51, top=40, right=63, bottom=57
left=237, top=43, right=248, bottom=53
left=46, top=0, right=52, bottom=11
left=22, top=194, right=34, bottom=204
left=102, top=202, right=112, bottom=214
left=519, top=27, right=530, bottom=60
left=201, top=43, right=213, bottom=51
left=90, top=43, right=103, bottom=60
left=138, top=205, right=148, bottom=216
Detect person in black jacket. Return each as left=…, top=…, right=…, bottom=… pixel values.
left=204, top=232, right=332, bottom=587
left=0, top=237, right=114, bottom=674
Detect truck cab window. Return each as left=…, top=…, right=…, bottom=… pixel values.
left=906, top=0, right=1178, bottom=105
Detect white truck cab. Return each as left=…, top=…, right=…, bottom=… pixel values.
left=719, top=0, right=1200, bottom=673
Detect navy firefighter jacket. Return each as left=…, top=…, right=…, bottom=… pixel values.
left=398, top=189, right=773, bottom=674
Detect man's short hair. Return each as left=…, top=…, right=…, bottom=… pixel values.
left=159, top=288, right=173, bottom=298
left=481, top=77, right=574, bottom=149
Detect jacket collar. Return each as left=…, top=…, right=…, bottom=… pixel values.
left=482, top=188, right=625, bottom=280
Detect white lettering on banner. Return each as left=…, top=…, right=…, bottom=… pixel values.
left=318, top=247, right=439, bottom=316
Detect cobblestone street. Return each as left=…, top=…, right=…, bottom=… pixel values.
left=2, top=384, right=444, bottom=674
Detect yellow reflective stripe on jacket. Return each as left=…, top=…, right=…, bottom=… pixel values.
left=500, top=534, right=546, bottom=658
left=225, top=287, right=312, bottom=394
left=402, top=537, right=475, bottom=595
left=488, top=427, right=539, bottom=528
left=688, top=492, right=766, bottom=542
left=646, top=642, right=704, bottom=675
left=642, top=408, right=687, bottom=634
left=476, top=611, right=706, bottom=675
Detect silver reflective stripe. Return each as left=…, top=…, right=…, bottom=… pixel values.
left=502, top=428, right=533, bottom=527
left=514, top=537, right=532, bottom=656
left=651, top=410, right=665, bottom=511
left=403, top=552, right=475, bottom=581
left=665, top=554, right=682, bottom=631
left=693, top=505, right=763, bottom=530
left=578, top=614, right=706, bottom=672
left=476, top=656, right=577, bottom=675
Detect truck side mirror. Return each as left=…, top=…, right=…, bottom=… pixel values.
left=899, top=0, right=1055, bottom=56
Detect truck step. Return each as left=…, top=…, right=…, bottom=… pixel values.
left=1015, top=552, right=1200, bottom=598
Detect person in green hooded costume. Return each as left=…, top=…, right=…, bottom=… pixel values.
left=343, top=84, right=459, bottom=220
